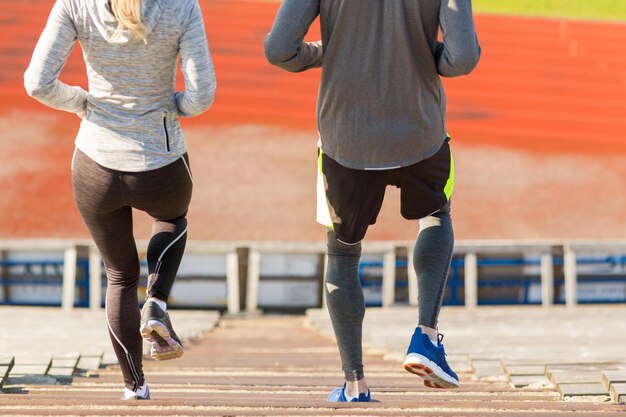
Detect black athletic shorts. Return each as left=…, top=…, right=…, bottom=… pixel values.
left=316, top=138, right=454, bottom=245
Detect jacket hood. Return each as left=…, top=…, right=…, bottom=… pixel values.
left=87, top=0, right=166, bottom=44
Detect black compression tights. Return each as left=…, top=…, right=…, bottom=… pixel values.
left=72, top=149, right=193, bottom=390
left=324, top=203, right=453, bottom=381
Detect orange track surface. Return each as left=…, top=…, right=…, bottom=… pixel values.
left=2, top=1, right=625, bottom=153
left=1, top=1, right=625, bottom=239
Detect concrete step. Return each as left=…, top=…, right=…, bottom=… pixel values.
left=469, top=359, right=506, bottom=381
left=499, top=360, right=551, bottom=388
left=544, top=363, right=626, bottom=401
left=48, top=353, right=81, bottom=381
left=610, top=383, right=626, bottom=404
left=602, top=371, right=626, bottom=404
left=9, top=356, right=51, bottom=377
left=547, top=369, right=602, bottom=385
left=0, top=356, right=14, bottom=389
left=558, top=383, right=610, bottom=399
left=75, top=351, right=104, bottom=374
left=602, top=370, right=626, bottom=390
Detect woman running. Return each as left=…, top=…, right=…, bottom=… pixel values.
left=24, top=0, right=216, bottom=400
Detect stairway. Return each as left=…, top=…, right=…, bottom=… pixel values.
left=1, top=316, right=625, bottom=416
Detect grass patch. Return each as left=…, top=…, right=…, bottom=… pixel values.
left=473, top=0, right=626, bottom=21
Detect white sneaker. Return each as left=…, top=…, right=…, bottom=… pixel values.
left=122, top=384, right=150, bottom=400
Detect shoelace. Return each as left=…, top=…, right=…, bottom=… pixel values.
left=434, top=334, right=456, bottom=374
left=436, top=333, right=449, bottom=361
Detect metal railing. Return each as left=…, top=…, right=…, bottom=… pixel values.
left=2, top=238, right=626, bottom=311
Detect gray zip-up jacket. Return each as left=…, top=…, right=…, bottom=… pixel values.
left=265, top=0, right=480, bottom=169
left=24, top=0, right=216, bottom=172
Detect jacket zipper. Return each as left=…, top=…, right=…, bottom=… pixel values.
left=163, top=113, right=170, bottom=152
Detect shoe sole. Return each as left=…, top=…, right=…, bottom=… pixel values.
left=121, top=395, right=150, bottom=400
left=140, top=320, right=184, bottom=361
left=121, top=386, right=150, bottom=400
left=403, top=353, right=460, bottom=389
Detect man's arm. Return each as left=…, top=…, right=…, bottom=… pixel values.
left=264, top=0, right=322, bottom=73
left=437, top=0, right=481, bottom=77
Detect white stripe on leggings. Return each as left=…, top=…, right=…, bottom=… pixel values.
left=157, top=226, right=188, bottom=263
left=181, top=156, right=193, bottom=182
left=105, top=304, right=129, bottom=354
left=105, top=303, right=142, bottom=386
left=154, top=226, right=188, bottom=276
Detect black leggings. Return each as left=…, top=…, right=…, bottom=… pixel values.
left=72, top=149, right=193, bottom=390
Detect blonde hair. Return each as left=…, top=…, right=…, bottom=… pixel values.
left=110, top=0, right=147, bottom=43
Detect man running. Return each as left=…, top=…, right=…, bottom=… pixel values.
left=264, top=0, right=480, bottom=402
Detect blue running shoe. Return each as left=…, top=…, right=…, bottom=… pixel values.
left=327, top=384, right=371, bottom=402
left=403, top=327, right=459, bottom=389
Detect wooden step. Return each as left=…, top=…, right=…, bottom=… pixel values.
left=1, top=314, right=625, bottom=415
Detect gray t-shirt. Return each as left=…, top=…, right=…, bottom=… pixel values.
left=265, top=0, right=481, bottom=169
left=24, top=0, right=216, bottom=172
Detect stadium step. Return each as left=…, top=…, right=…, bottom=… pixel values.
left=0, top=357, right=14, bottom=389
left=603, top=371, right=626, bottom=403
left=3, top=316, right=625, bottom=415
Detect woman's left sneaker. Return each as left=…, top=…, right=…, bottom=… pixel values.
left=140, top=300, right=184, bottom=361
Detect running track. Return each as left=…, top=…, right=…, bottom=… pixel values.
left=1, top=0, right=625, bottom=155
left=1, top=1, right=626, bottom=239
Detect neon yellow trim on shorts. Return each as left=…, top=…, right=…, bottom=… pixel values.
left=318, top=149, right=324, bottom=172
left=317, top=150, right=334, bottom=230
left=444, top=151, right=455, bottom=201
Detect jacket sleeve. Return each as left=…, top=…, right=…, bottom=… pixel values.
left=23, top=0, right=88, bottom=114
left=175, top=0, right=217, bottom=118
left=437, top=0, right=481, bottom=77
left=264, top=0, right=322, bottom=73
